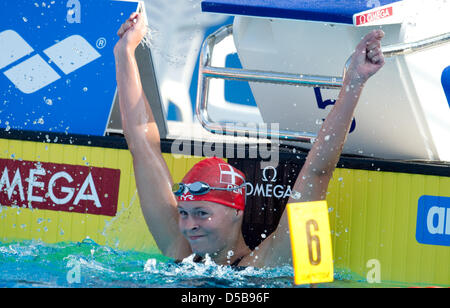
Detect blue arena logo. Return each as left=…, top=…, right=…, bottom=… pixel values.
left=0, top=0, right=139, bottom=136
left=0, top=30, right=101, bottom=94
left=416, top=195, right=450, bottom=247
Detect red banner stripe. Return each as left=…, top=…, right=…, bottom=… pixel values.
left=0, top=158, right=120, bottom=216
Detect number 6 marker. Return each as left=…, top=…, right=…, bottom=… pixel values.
left=287, top=200, right=334, bottom=285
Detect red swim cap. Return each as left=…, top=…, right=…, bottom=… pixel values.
left=176, top=157, right=246, bottom=211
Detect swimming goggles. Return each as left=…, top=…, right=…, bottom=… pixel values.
left=172, top=181, right=246, bottom=196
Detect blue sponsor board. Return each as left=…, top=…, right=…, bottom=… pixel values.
left=416, top=195, right=450, bottom=247
left=0, top=0, right=139, bottom=136
left=442, top=66, right=450, bottom=108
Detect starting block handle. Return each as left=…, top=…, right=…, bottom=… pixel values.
left=197, top=24, right=450, bottom=143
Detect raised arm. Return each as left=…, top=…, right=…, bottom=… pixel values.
left=243, top=30, right=385, bottom=267
left=292, top=29, right=385, bottom=201
left=114, top=13, right=191, bottom=259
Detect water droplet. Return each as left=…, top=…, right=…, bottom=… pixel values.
left=291, top=191, right=301, bottom=200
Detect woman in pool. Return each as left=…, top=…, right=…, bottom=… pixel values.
left=114, top=12, right=385, bottom=268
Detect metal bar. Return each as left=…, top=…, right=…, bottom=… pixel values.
left=382, top=31, right=450, bottom=57
left=203, top=66, right=343, bottom=89
left=196, top=25, right=325, bottom=143
left=196, top=24, right=450, bottom=143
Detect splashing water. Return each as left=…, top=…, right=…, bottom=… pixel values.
left=0, top=239, right=406, bottom=288
left=142, top=254, right=295, bottom=288
left=139, top=26, right=189, bottom=67
left=137, top=0, right=229, bottom=68
left=140, top=27, right=154, bottom=50
left=0, top=240, right=294, bottom=288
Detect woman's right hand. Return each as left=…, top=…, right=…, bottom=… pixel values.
left=114, top=12, right=148, bottom=53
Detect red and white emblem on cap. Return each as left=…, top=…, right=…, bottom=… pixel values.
left=219, top=164, right=245, bottom=185
left=219, top=164, right=245, bottom=195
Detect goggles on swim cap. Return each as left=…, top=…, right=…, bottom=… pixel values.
left=172, top=181, right=246, bottom=197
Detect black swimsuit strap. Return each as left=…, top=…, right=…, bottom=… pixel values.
left=176, top=255, right=245, bottom=268
left=230, top=256, right=244, bottom=267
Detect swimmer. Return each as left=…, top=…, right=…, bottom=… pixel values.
left=114, top=12, right=385, bottom=267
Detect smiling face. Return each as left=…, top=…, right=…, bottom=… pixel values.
left=177, top=201, right=243, bottom=257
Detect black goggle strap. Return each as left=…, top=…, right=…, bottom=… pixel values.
left=210, top=182, right=247, bottom=192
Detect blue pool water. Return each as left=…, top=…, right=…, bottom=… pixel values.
left=0, top=239, right=405, bottom=288
left=0, top=239, right=292, bottom=288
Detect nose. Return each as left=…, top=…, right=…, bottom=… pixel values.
left=183, top=216, right=200, bottom=232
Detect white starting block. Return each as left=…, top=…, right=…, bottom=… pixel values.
left=199, top=0, right=450, bottom=161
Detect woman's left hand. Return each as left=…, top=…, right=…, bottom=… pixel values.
left=346, top=29, right=385, bottom=84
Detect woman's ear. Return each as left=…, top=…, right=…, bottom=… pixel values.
left=233, top=209, right=243, bottom=222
